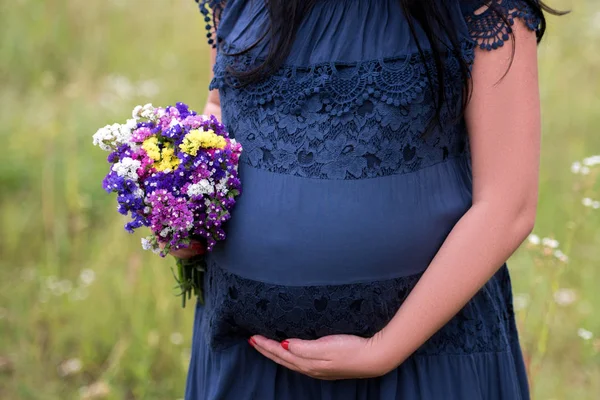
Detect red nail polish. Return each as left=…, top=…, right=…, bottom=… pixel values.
left=248, top=337, right=256, bottom=347
left=281, top=340, right=289, bottom=350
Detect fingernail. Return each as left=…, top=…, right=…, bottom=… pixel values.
left=248, top=337, right=256, bottom=347
left=281, top=340, right=289, bottom=350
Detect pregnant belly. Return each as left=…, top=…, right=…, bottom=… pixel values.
left=201, top=261, right=422, bottom=348
left=212, top=160, right=472, bottom=286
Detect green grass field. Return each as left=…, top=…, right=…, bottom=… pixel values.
left=1, top=0, right=599, bottom=398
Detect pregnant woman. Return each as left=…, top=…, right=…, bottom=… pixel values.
left=177, top=0, right=559, bottom=398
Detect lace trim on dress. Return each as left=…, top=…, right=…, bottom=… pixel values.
left=196, top=0, right=226, bottom=48
left=209, top=44, right=472, bottom=179
left=462, top=0, right=543, bottom=51
left=201, top=261, right=518, bottom=355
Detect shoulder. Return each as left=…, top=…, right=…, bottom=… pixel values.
left=457, top=0, right=544, bottom=51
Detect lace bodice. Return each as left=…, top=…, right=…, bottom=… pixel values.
left=197, top=0, right=541, bottom=179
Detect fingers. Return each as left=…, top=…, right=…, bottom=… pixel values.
left=170, top=249, right=198, bottom=259
left=284, top=338, right=331, bottom=361
left=252, top=336, right=300, bottom=366
left=250, top=339, right=300, bottom=372
left=161, top=240, right=205, bottom=259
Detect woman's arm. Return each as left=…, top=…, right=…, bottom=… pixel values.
left=162, top=47, right=222, bottom=260
left=203, top=47, right=222, bottom=120
left=249, top=18, right=541, bottom=379
left=375, top=18, right=541, bottom=369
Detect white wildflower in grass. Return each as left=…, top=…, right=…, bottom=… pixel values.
left=58, top=358, right=83, bottom=377
left=79, top=269, right=96, bottom=286
left=513, top=293, right=530, bottom=311
left=112, top=157, right=141, bottom=181
left=553, top=288, right=577, bottom=306
left=79, top=381, right=111, bottom=399
left=583, top=155, right=600, bottom=166
left=581, top=166, right=590, bottom=175
left=170, top=332, right=184, bottom=345
left=541, top=237, right=559, bottom=249
left=527, top=234, right=540, bottom=245
left=582, top=197, right=593, bottom=207
left=593, top=201, right=600, bottom=209
left=553, top=250, right=569, bottom=263
left=578, top=328, right=594, bottom=341
left=571, top=161, right=582, bottom=174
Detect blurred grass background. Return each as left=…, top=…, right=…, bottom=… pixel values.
left=0, top=0, right=599, bottom=398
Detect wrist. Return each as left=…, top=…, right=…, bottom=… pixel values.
left=368, top=328, right=404, bottom=375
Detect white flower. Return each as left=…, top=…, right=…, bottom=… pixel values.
left=79, top=269, right=96, bottom=286
left=170, top=332, right=184, bottom=345
left=582, top=155, right=600, bottom=166
left=159, top=228, right=170, bottom=238
left=168, top=117, right=181, bottom=128
left=553, top=288, right=577, bottom=306
left=571, top=161, right=581, bottom=174
left=140, top=103, right=156, bottom=120
left=132, top=105, right=143, bottom=119
left=581, top=166, right=591, bottom=175
left=187, top=179, right=214, bottom=197
left=112, top=157, right=141, bottom=181
left=593, top=201, right=600, bottom=209
left=513, top=293, right=530, bottom=311
left=577, top=328, right=593, bottom=341
left=553, top=250, right=569, bottom=263
left=79, top=381, right=111, bottom=399
left=58, top=358, right=83, bottom=377
left=541, top=237, right=559, bottom=249
left=527, top=234, right=540, bottom=245
left=92, top=125, right=116, bottom=151
left=582, top=197, right=593, bottom=207
left=141, top=237, right=152, bottom=250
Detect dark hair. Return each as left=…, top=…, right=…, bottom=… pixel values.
left=229, top=0, right=565, bottom=131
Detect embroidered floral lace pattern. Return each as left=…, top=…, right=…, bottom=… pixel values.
left=462, top=0, right=543, bottom=51
left=211, top=46, right=472, bottom=180
left=200, top=262, right=518, bottom=355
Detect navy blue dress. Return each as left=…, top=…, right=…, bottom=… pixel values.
left=186, top=1, right=541, bottom=399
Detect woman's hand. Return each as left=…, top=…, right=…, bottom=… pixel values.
left=158, top=240, right=205, bottom=259
left=249, top=333, right=397, bottom=380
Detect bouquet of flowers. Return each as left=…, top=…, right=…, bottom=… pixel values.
left=92, top=102, right=242, bottom=307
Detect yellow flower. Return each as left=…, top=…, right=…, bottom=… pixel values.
left=142, top=137, right=180, bottom=172
left=179, top=129, right=226, bottom=156
left=154, top=143, right=180, bottom=172
left=142, top=137, right=161, bottom=161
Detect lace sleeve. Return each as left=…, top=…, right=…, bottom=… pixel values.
left=461, top=0, right=543, bottom=51
left=196, top=0, right=226, bottom=48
